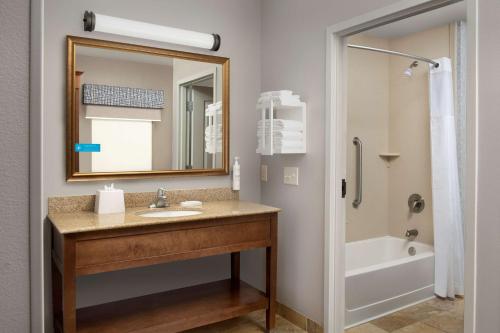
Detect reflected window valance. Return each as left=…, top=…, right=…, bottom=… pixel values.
left=82, top=83, right=164, bottom=109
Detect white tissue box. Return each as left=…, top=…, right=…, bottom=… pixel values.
left=94, top=185, right=125, bottom=214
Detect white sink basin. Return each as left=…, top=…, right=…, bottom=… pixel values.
left=137, top=210, right=202, bottom=218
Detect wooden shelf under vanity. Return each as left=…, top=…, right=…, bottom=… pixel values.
left=77, top=279, right=268, bottom=333
left=49, top=201, right=279, bottom=333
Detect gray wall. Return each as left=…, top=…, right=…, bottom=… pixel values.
left=260, top=0, right=500, bottom=328
left=0, top=0, right=31, bottom=331
left=40, top=0, right=262, bottom=330
left=24, top=0, right=500, bottom=331
left=259, top=0, right=403, bottom=323
left=476, top=0, right=500, bottom=331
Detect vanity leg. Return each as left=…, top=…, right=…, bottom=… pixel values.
left=62, top=236, right=77, bottom=333
left=231, top=252, right=240, bottom=286
left=266, top=213, right=278, bottom=331
left=52, top=259, right=63, bottom=333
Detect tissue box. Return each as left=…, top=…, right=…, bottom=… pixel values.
left=94, top=185, right=125, bottom=214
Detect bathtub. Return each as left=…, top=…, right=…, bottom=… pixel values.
left=345, top=236, right=435, bottom=328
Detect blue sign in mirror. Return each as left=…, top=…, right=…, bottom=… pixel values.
left=75, top=143, right=101, bottom=153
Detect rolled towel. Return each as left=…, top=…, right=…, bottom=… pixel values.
left=258, top=137, right=303, bottom=144
left=257, top=97, right=300, bottom=108
left=257, top=130, right=303, bottom=140
left=257, top=119, right=303, bottom=131
left=205, top=125, right=222, bottom=134
left=258, top=119, right=302, bottom=126
left=205, top=131, right=222, bottom=137
left=273, top=141, right=303, bottom=148
left=260, top=90, right=293, bottom=97
left=258, top=125, right=303, bottom=132
left=206, top=101, right=222, bottom=108
left=205, top=142, right=222, bottom=153
left=257, top=142, right=304, bottom=152
left=273, top=146, right=304, bottom=153
left=258, top=94, right=298, bottom=101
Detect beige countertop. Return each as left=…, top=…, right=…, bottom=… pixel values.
left=48, top=200, right=280, bottom=234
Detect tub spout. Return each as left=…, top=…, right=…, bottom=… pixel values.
left=405, top=229, right=419, bottom=241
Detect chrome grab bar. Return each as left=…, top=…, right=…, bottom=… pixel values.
left=352, top=137, right=362, bottom=208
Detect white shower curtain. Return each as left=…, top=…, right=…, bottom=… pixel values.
left=429, top=57, right=464, bottom=298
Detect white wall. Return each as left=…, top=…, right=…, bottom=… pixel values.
left=0, top=0, right=30, bottom=331
left=39, top=0, right=263, bottom=331
left=476, top=0, right=500, bottom=330
left=260, top=0, right=404, bottom=323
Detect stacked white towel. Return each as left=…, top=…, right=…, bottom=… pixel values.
left=257, top=90, right=301, bottom=108
left=257, top=119, right=304, bottom=152
left=205, top=125, right=222, bottom=153
left=256, top=130, right=303, bottom=140
left=205, top=102, right=223, bottom=153
left=258, top=119, right=303, bottom=131
left=206, top=101, right=222, bottom=115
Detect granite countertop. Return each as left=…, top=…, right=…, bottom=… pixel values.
left=48, top=200, right=280, bottom=234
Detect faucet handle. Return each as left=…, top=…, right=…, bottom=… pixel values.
left=405, top=229, right=419, bottom=241
left=157, top=187, right=168, bottom=197
left=150, top=188, right=169, bottom=208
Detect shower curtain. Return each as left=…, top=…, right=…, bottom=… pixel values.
left=429, top=57, right=464, bottom=298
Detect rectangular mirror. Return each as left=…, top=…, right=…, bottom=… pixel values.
left=66, top=36, right=229, bottom=181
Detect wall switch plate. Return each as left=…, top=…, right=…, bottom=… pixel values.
left=261, top=164, right=268, bottom=182
left=283, top=167, right=299, bottom=186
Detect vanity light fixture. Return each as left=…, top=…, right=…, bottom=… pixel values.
left=83, top=11, right=221, bottom=51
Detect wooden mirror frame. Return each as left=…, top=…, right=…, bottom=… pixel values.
left=66, top=36, right=230, bottom=181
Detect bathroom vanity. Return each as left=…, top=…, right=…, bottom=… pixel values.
left=49, top=200, right=279, bottom=333
left=54, top=32, right=278, bottom=332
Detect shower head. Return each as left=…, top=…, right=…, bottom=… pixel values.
left=403, top=67, right=413, bottom=77
left=403, top=61, right=419, bottom=77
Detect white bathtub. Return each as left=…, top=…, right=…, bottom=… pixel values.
left=345, top=236, right=435, bottom=328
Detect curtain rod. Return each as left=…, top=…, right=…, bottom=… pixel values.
left=347, top=44, right=439, bottom=68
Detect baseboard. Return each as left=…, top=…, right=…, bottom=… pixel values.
left=277, top=302, right=323, bottom=333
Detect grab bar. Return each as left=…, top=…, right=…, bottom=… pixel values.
left=352, top=137, right=362, bottom=207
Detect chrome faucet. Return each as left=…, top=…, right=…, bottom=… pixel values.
left=149, top=188, right=168, bottom=208
left=405, top=229, right=419, bottom=241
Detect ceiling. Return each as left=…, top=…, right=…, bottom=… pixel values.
left=366, top=1, right=466, bottom=39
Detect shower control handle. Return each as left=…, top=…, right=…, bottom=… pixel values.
left=405, top=229, right=419, bottom=241
left=408, top=193, right=425, bottom=213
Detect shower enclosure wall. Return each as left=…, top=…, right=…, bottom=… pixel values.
left=345, top=23, right=464, bottom=327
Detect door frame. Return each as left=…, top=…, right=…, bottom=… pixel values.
left=173, top=69, right=217, bottom=169
left=323, top=0, right=478, bottom=332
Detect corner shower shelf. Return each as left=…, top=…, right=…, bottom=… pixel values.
left=256, top=92, right=307, bottom=156
left=379, top=153, right=400, bottom=166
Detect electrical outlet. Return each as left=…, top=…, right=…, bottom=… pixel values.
left=261, top=165, right=268, bottom=182
left=283, top=167, right=299, bottom=186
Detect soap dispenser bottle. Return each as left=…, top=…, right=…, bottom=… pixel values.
left=232, top=157, right=240, bottom=191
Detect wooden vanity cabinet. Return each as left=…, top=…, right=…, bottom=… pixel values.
left=51, top=212, right=277, bottom=333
